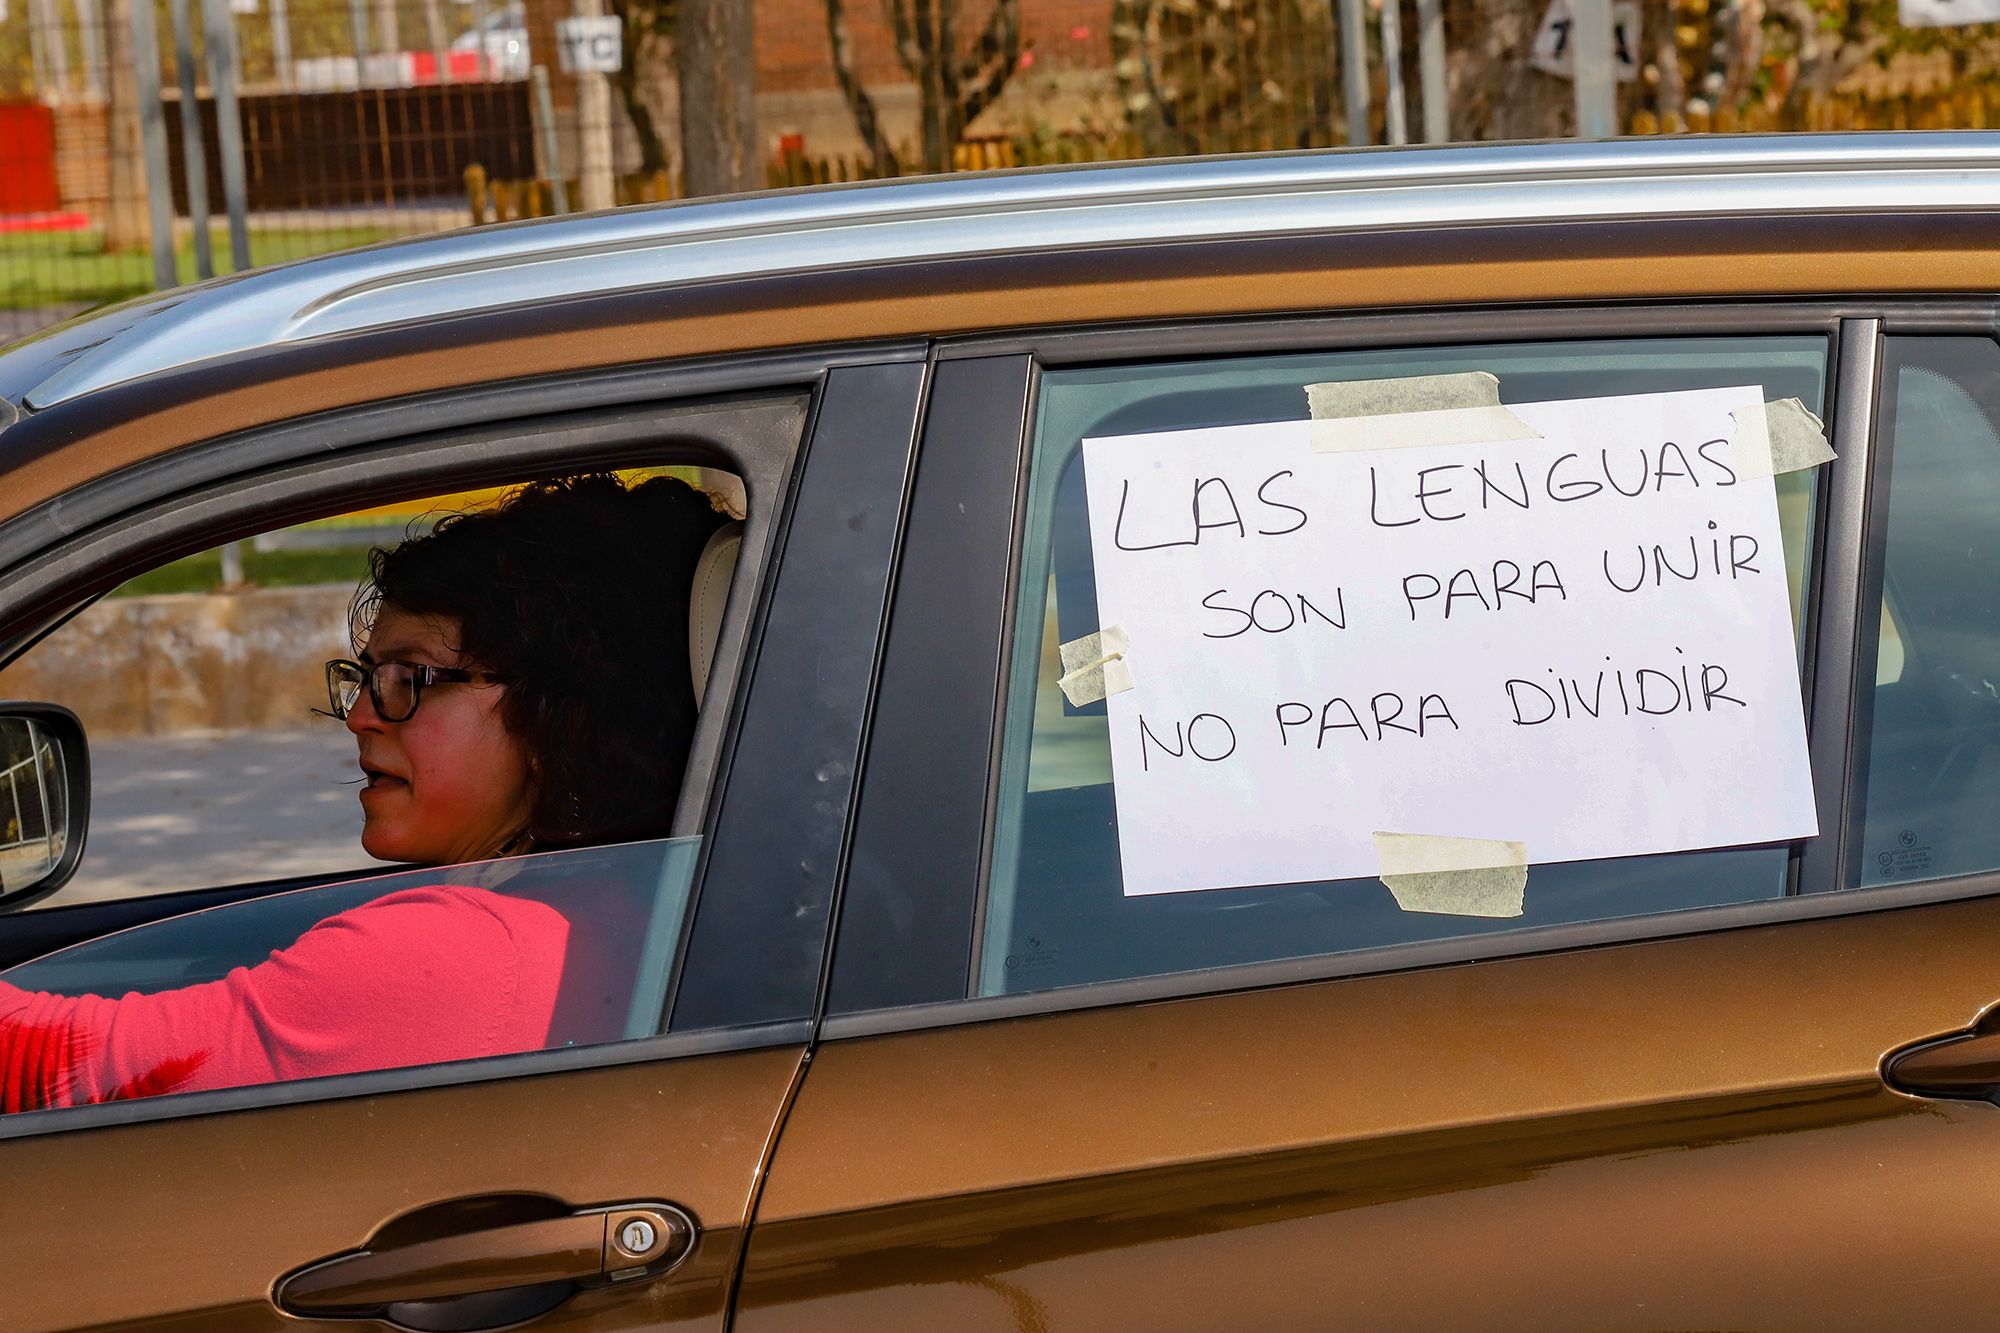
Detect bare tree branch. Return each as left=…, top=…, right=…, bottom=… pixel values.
left=827, top=0, right=900, bottom=174
left=911, top=0, right=952, bottom=170
left=957, top=0, right=1021, bottom=127
left=833, top=0, right=1026, bottom=177
left=608, top=0, right=674, bottom=172
left=885, top=0, right=920, bottom=77
left=938, top=0, right=961, bottom=105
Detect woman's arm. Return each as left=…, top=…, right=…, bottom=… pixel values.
left=0, top=885, right=567, bottom=1113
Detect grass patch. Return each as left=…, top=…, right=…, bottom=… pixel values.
left=1, top=225, right=400, bottom=312
left=113, top=546, right=375, bottom=597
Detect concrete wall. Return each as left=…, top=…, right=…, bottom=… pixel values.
left=0, top=585, right=353, bottom=739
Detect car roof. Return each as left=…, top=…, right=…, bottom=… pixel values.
left=14, top=131, right=2000, bottom=411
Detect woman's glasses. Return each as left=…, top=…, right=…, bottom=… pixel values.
left=323, top=659, right=497, bottom=723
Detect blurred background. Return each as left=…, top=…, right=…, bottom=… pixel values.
left=3, top=0, right=1998, bottom=341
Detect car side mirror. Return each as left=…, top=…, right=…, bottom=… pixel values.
left=0, top=704, right=89, bottom=910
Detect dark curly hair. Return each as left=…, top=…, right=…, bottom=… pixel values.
left=353, top=473, right=731, bottom=851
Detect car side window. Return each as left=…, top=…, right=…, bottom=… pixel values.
left=3, top=839, right=701, bottom=1097
left=0, top=463, right=754, bottom=1114
left=983, top=337, right=1826, bottom=996
left=1852, top=336, right=2000, bottom=887
left=1, top=468, right=741, bottom=907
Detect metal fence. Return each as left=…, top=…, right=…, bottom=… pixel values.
left=8, top=0, right=2000, bottom=343
left=0, top=726, right=63, bottom=881
left=0, top=0, right=542, bottom=338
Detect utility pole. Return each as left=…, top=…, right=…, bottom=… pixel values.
left=170, top=0, right=215, bottom=278
left=30, top=0, right=69, bottom=100
left=346, top=0, right=371, bottom=86
left=424, top=0, right=450, bottom=81
left=76, top=0, right=109, bottom=99
left=132, top=0, right=178, bottom=284
left=1416, top=0, right=1447, bottom=142
left=201, top=0, right=251, bottom=270
left=371, top=0, right=399, bottom=75
left=1380, top=0, right=1407, bottom=146
left=1571, top=0, right=1617, bottom=137
left=270, top=0, right=293, bottom=85
left=530, top=64, right=571, bottom=213
left=571, top=0, right=614, bottom=209
left=1337, top=0, right=1370, bottom=146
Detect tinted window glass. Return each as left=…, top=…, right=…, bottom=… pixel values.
left=0, top=464, right=753, bottom=1113
left=1853, top=336, right=2000, bottom=887
left=1, top=839, right=699, bottom=1108
left=985, top=337, right=1825, bottom=996
left=0, top=467, right=733, bottom=910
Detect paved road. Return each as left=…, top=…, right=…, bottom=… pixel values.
left=35, top=725, right=397, bottom=908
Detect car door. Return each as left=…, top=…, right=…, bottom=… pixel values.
left=0, top=354, right=922, bottom=1332
left=734, top=316, right=2000, bottom=1330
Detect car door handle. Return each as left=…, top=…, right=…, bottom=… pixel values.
left=1884, top=1027, right=2000, bottom=1098
left=275, top=1201, right=694, bottom=1322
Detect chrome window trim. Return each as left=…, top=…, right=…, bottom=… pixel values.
left=23, top=133, right=2000, bottom=407
left=0, top=339, right=923, bottom=593
left=1799, top=319, right=1881, bottom=892
left=0, top=1019, right=812, bottom=1142
left=822, top=870, right=2000, bottom=1043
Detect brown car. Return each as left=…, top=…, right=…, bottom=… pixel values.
left=5, top=132, right=2000, bottom=1331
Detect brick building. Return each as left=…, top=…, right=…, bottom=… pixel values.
left=524, top=0, right=1119, bottom=177
left=755, top=0, right=1115, bottom=158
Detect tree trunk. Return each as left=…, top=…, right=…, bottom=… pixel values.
left=1447, top=0, right=1574, bottom=139
left=676, top=0, right=757, bottom=195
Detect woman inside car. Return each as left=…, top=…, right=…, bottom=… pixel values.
left=0, top=472, right=730, bottom=1113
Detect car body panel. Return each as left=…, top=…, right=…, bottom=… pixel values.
left=8, top=1048, right=800, bottom=1331
left=737, top=898, right=2000, bottom=1329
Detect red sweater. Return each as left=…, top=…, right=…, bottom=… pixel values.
left=0, top=885, right=569, bottom=1113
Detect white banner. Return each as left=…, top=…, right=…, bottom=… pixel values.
left=1081, top=385, right=1818, bottom=897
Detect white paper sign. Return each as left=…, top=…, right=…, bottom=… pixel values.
left=1081, top=385, right=1819, bottom=897
left=1900, top=0, right=2000, bottom=27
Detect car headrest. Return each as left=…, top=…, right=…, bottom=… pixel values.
left=689, top=521, right=743, bottom=707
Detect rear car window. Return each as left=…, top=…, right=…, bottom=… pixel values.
left=1852, top=336, right=2000, bottom=888
left=983, top=337, right=1826, bottom=995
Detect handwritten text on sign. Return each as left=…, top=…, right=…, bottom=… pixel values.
left=1082, top=385, right=1819, bottom=897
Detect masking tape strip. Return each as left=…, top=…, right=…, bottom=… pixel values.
left=1058, top=625, right=1133, bottom=707
left=1306, top=371, right=1542, bottom=454
left=1374, top=831, right=1528, bottom=919
left=1729, top=397, right=1836, bottom=480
